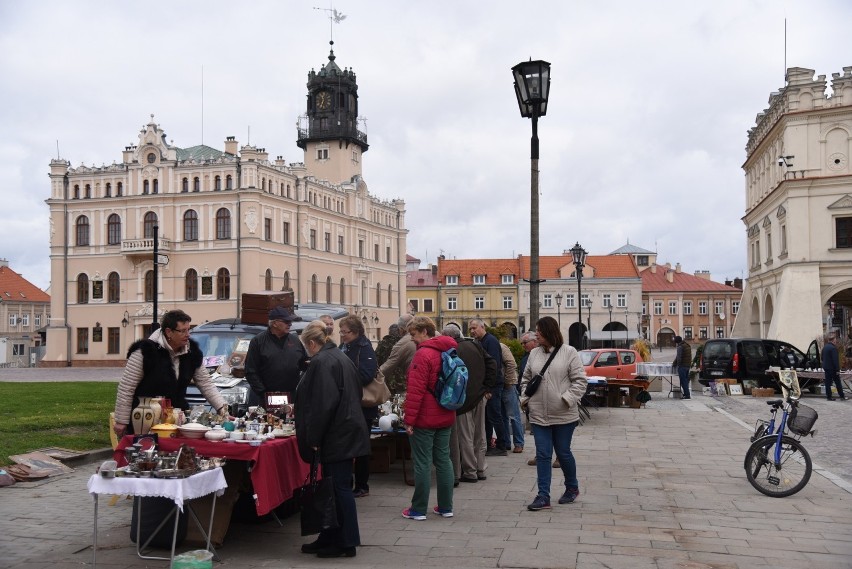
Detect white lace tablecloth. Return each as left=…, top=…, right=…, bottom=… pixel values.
left=87, top=468, right=227, bottom=511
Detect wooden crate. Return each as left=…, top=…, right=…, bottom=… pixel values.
left=241, top=291, right=294, bottom=324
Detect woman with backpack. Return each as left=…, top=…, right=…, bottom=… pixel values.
left=402, top=316, right=458, bottom=520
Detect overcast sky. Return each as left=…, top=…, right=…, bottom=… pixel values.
left=1, top=0, right=850, bottom=291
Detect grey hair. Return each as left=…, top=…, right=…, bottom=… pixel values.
left=442, top=324, right=462, bottom=340
left=397, top=313, right=414, bottom=328
left=521, top=331, right=537, bottom=343
left=469, top=318, right=485, bottom=327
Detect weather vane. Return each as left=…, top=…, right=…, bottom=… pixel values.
left=313, top=4, right=347, bottom=43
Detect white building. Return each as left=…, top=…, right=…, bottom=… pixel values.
left=732, top=66, right=852, bottom=349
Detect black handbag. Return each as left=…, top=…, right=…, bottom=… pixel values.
left=524, top=347, right=560, bottom=397
left=297, top=454, right=339, bottom=536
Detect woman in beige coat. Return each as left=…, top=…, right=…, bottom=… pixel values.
left=520, top=316, right=588, bottom=511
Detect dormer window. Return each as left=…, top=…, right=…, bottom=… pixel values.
left=446, top=275, right=458, bottom=286
left=473, top=275, right=485, bottom=285
left=502, top=274, right=514, bottom=285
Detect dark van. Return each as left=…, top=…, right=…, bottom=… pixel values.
left=699, top=338, right=820, bottom=390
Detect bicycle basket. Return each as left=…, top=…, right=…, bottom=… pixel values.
left=788, top=404, right=818, bottom=436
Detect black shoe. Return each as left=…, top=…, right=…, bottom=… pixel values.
left=459, top=476, right=478, bottom=483
left=352, top=488, right=369, bottom=498
left=485, top=448, right=508, bottom=457
left=301, top=539, right=330, bottom=554
left=454, top=479, right=460, bottom=487
left=827, top=398, right=836, bottom=401
left=317, top=546, right=357, bottom=558
left=477, top=474, right=487, bottom=481
left=558, top=488, right=580, bottom=504
left=840, top=396, right=848, bottom=401
left=682, top=396, right=691, bottom=400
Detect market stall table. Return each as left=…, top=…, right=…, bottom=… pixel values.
left=792, top=370, right=852, bottom=393
left=370, top=427, right=413, bottom=486
left=603, top=378, right=651, bottom=408
left=635, top=362, right=681, bottom=398
left=115, top=435, right=311, bottom=517
left=88, top=467, right=226, bottom=568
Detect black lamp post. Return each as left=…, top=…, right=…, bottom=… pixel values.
left=121, top=310, right=129, bottom=328
left=586, top=299, right=593, bottom=349
left=608, top=304, right=613, bottom=348
left=624, top=308, right=629, bottom=348
left=555, top=292, right=562, bottom=329
left=512, top=59, right=551, bottom=327
left=570, top=242, right=587, bottom=350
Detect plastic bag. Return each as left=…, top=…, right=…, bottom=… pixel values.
left=171, top=549, right=213, bottom=569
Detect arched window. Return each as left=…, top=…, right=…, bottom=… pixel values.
left=376, top=283, right=382, bottom=307
left=262, top=178, right=266, bottom=192
left=85, top=184, right=91, bottom=198
left=280, top=182, right=284, bottom=196
left=77, top=273, right=89, bottom=304
left=326, top=276, right=332, bottom=303
left=107, top=214, right=121, bottom=245
left=182, top=178, right=189, bottom=193
left=388, top=284, right=393, bottom=307
left=340, top=278, right=346, bottom=304
left=311, top=275, right=318, bottom=302
left=144, top=270, right=155, bottom=302
left=216, top=208, right=231, bottom=239
left=116, top=182, right=123, bottom=196
left=286, top=184, right=290, bottom=198
left=265, top=269, right=273, bottom=291
left=183, top=210, right=198, bottom=241
left=193, top=177, right=200, bottom=192
left=75, top=216, right=90, bottom=246
left=185, top=269, right=198, bottom=301
left=105, top=183, right=112, bottom=197
left=226, top=175, right=233, bottom=190
left=143, top=180, right=149, bottom=194
left=73, top=185, right=80, bottom=199
left=144, top=212, right=158, bottom=238
left=152, top=179, right=158, bottom=194
left=283, top=270, right=290, bottom=291
left=217, top=268, right=230, bottom=300
left=214, top=176, right=221, bottom=191
left=107, top=272, right=120, bottom=303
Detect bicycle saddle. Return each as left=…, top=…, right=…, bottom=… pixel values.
left=766, top=399, right=784, bottom=408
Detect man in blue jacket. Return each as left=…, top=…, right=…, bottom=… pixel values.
left=469, top=319, right=508, bottom=456
left=822, top=335, right=847, bottom=401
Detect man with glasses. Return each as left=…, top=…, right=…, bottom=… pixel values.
left=245, top=306, right=308, bottom=406
left=113, top=309, right=227, bottom=437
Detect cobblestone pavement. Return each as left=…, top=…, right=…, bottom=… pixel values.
left=2, top=390, right=850, bottom=569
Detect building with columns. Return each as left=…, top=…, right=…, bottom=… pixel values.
left=732, top=66, right=852, bottom=350
left=43, top=44, right=406, bottom=366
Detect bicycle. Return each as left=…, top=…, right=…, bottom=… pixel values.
left=743, top=369, right=818, bottom=497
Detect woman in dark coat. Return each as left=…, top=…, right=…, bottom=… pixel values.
left=295, top=321, right=370, bottom=558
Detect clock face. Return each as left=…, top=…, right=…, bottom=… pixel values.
left=316, top=91, right=331, bottom=110
left=828, top=153, right=847, bottom=171
left=147, top=152, right=156, bottom=164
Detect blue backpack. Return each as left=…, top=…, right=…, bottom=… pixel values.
left=433, top=348, right=469, bottom=410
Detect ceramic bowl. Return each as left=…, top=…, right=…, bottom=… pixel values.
left=230, top=430, right=245, bottom=440
left=204, top=426, right=228, bottom=441
left=150, top=423, right=179, bottom=438
left=177, top=422, right=210, bottom=439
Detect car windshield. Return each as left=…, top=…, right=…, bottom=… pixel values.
left=192, top=331, right=255, bottom=367
left=579, top=351, right=596, bottom=365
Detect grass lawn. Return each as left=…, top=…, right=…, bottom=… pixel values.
left=0, top=382, right=115, bottom=466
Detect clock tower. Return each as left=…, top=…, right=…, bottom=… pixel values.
left=297, top=41, right=368, bottom=185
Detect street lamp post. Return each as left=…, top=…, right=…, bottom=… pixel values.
left=608, top=304, right=613, bottom=348
left=555, top=292, right=562, bottom=329
left=587, top=299, right=593, bottom=349
left=624, top=308, right=629, bottom=348
left=512, top=59, right=551, bottom=328
left=570, top=242, right=587, bottom=350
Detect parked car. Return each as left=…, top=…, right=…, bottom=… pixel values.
left=698, top=338, right=820, bottom=390
left=579, top=349, right=643, bottom=380
left=184, top=303, right=349, bottom=416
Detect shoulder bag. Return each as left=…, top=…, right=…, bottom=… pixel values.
left=355, top=345, right=390, bottom=407
left=523, top=347, right=560, bottom=398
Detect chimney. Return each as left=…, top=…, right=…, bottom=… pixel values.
left=650, top=264, right=657, bottom=274
left=675, top=263, right=681, bottom=273
left=224, top=136, right=238, bottom=155
left=665, top=262, right=672, bottom=269
left=733, top=277, right=743, bottom=289
left=0, top=258, right=9, bottom=268
left=694, top=270, right=711, bottom=280
left=665, top=270, right=674, bottom=283
left=432, top=265, right=438, bottom=275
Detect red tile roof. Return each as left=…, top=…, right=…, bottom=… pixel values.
left=407, top=268, right=440, bottom=287
left=0, top=265, right=50, bottom=303
left=641, top=266, right=741, bottom=293
left=519, top=254, right=640, bottom=279
left=437, top=258, right=520, bottom=285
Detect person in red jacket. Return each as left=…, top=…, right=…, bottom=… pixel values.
left=402, top=316, right=458, bottom=520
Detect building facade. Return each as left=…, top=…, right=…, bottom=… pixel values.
left=732, top=66, right=852, bottom=349
left=0, top=260, right=50, bottom=366
left=44, top=45, right=406, bottom=366
left=642, top=263, right=743, bottom=348
left=405, top=255, right=439, bottom=323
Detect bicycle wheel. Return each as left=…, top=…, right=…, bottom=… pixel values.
left=744, top=435, right=812, bottom=497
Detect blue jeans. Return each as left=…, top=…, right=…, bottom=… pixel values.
left=485, top=384, right=508, bottom=449
left=531, top=422, right=578, bottom=500
left=501, top=386, right=524, bottom=448
left=677, top=366, right=691, bottom=398
left=319, top=459, right=360, bottom=548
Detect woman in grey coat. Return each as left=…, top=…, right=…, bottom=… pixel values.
left=520, top=316, right=588, bottom=511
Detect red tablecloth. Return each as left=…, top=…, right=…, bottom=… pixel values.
left=115, top=435, right=310, bottom=516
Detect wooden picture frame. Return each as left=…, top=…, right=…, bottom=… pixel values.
left=727, top=383, right=744, bottom=395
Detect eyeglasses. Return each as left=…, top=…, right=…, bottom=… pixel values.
left=339, top=329, right=352, bottom=335
left=172, top=327, right=191, bottom=335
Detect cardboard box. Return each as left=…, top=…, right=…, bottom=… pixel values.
left=752, top=387, right=776, bottom=397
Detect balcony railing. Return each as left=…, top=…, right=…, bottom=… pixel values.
left=121, top=238, right=171, bottom=255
